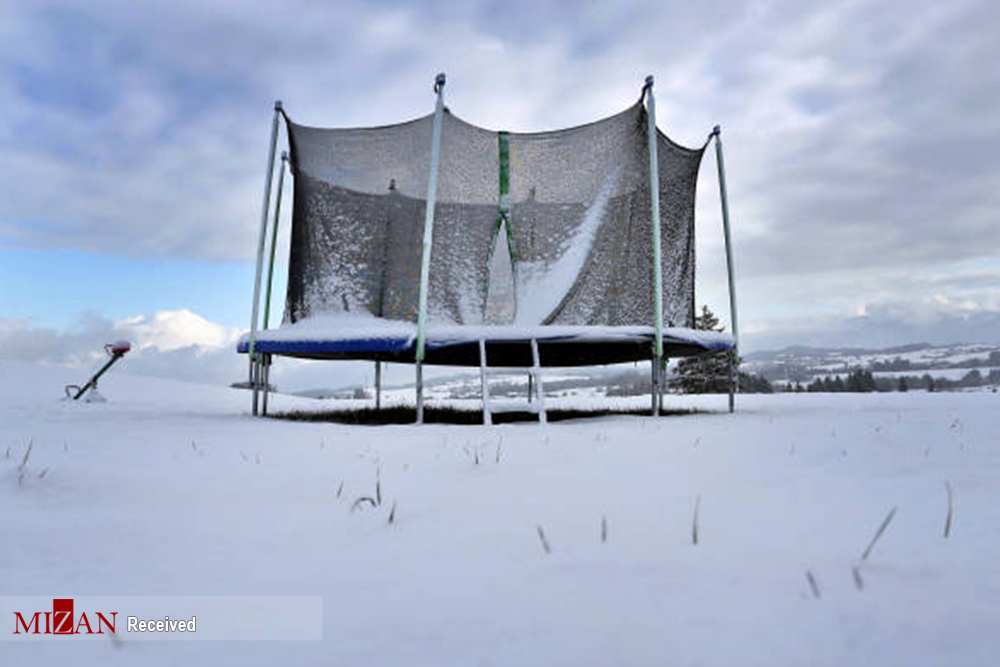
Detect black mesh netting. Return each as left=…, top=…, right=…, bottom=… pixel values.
left=282, top=101, right=704, bottom=328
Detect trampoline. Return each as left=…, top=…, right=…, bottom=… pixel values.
left=239, top=74, right=739, bottom=423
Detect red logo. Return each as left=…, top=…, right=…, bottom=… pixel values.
left=13, top=599, right=116, bottom=636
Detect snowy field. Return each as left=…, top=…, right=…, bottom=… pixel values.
left=2, top=360, right=999, bottom=665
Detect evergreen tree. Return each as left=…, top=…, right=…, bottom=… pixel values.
left=671, top=305, right=734, bottom=394
left=897, top=376, right=908, bottom=392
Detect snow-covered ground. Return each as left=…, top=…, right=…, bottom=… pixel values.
left=2, top=360, right=998, bottom=665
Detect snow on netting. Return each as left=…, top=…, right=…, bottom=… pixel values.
left=282, top=101, right=703, bottom=328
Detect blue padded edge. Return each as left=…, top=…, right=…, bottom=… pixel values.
left=237, top=337, right=414, bottom=355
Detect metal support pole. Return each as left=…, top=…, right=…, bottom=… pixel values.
left=479, top=339, right=492, bottom=426
left=644, top=75, right=663, bottom=416
left=415, top=73, right=446, bottom=425
left=727, top=351, right=735, bottom=413
left=375, top=361, right=382, bottom=410
left=530, top=339, right=547, bottom=425
left=249, top=100, right=282, bottom=415
left=263, top=151, right=288, bottom=331
left=650, top=355, right=660, bottom=415
left=712, top=125, right=739, bottom=413
left=251, top=356, right=261, bottom=416
left=261, top=355, right=271, bottom=416
left=415, top=361, right=424, bottom=424
left=658, top=356, right=666, bottom=414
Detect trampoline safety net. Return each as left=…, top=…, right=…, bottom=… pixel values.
left=283, top=101, right=704, bottom=329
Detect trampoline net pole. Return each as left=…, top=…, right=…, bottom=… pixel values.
left=645, top=76, right=663, bottom=416
left=415, top=74, right=446, bottom=369
left=713, top=126, right=739, bottom=412
left=248, top=101, right=282, bottom=408
left=263, top=151, right=288, bottom=331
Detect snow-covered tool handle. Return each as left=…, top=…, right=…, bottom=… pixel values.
left=67, top=341, right=133, bottom=400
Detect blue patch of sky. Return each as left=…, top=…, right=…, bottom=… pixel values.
left=795, top=88, right=839, bottom=115
left=0, top=246, right=287, bottom=332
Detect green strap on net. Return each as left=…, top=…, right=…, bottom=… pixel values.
left=485, top=132, right=517, bottom=305
left=499, top=131, right=510, bottom=211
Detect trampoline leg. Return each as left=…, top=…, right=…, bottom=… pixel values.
left=651, top=354, right=661, bottom=416
left=478, top=339, right=492, bottom=426
left=659, top=356, right=667, bottom=414
left=530, top=339, right=547, bottom=425
left=251, top=356, right=260, bottom=417
left=375, top=361, right=382, bottom=411
left=728, top=351, right=735, bottom=413
left=415, top=361, right=424, bottom=425
left=261, top=354, right=271, bottom=417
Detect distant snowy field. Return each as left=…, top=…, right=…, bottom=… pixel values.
left=2, top=360, right=998, bottom=666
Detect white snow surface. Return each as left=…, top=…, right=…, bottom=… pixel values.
left=2, top=360, right=999, bottom=665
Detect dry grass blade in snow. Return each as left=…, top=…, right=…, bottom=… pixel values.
left=852, top=566, right=865, bottom=591
left=388, top=501, right=397, bottom=525
left=601, top=515, right=608, bottom=544
left=18, top=439, right=34, bottom=485
left=536, top=525, right=551, bottom=554
left=351, top=497, right=377, bottom=513
left=944, top=480, right=954, bottom=539
left=18, top=439, right=33, bottom=472
left=806, top=570, right=821, bottom=599
left=862, top=506, right=898, bottom=561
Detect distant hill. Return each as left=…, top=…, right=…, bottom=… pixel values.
left=743, top=342, right=1000, bottom=385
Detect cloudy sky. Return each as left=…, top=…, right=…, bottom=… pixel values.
left=1, top=0, right=998, bottom=389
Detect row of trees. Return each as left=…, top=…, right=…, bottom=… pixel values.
left=799, top=370, right=880, bottom=393
left=787, top=368, right=1000, bottom=393
left=870, top=350, right=1000, bottom=372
